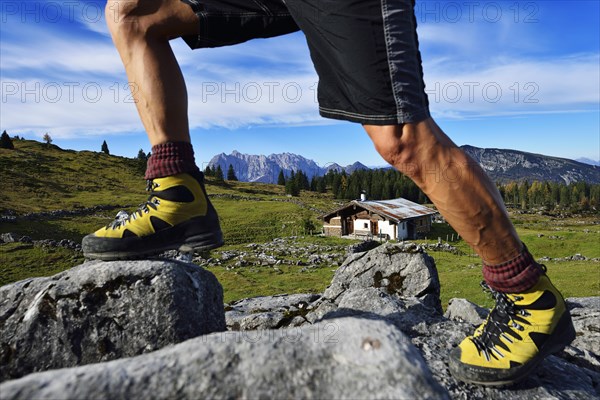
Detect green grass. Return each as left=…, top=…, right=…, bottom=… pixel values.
left=0, top=216, right=111, bottom=242
left=0, top=243, right=85, bottom=286
left=206, top=264, right=336, bottom=304
left=431, top=252, right=600, bottom=309
left=544, top=261, right=600, bottom=298
left=517, top=229, right=600, bottom=259
left=213, top=198, right=317, bottom=245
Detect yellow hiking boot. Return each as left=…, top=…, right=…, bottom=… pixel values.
left=449, top=271, right=576, bottom=386
left=82, top=171, right=223, bottom=260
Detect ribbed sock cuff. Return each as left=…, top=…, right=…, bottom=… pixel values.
left=145, top=142, right=197, bottom=179
left=482, top=244, right=543, bottom=293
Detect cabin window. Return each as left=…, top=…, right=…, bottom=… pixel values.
left=364, top=223, right=369, bottom=229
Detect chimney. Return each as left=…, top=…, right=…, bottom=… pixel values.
left=360, top=191, right=367, bottom=202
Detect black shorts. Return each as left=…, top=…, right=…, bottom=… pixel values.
left=181, top=0, right=430, bottom=125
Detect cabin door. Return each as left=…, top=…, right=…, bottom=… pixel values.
left=346, top=218, right=354, bottom=235
left=371, top=220, right=378, bottom=235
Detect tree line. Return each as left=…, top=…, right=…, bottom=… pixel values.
left=277, top=167, right=599, bottom=212
left=277, top=168, right=429, bottom=203
left=498, top=180, right=600, bottom=212
left=204, top=164, right=237, bottom=182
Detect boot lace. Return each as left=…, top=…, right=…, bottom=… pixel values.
left=470, top=282, right=532, bottom=361
left=107, top=180, right=161, bottom=229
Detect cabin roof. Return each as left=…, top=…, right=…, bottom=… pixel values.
left=322, top=198, right=437, bottom=223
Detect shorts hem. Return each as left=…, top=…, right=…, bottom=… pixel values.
left=179, top=0, right=298, bottom=49
left=319, top=107, right=430, bottom=125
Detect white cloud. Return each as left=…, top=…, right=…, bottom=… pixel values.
left=1, top=8, right=598, bottom=139
left=423, top=54, right=600, bottom=118
left=1, top=38, right=123, bottom=78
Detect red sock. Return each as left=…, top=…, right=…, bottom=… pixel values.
left=145, top=142, right=197, bottom=180
left=482, top=244, right=543, bottom=293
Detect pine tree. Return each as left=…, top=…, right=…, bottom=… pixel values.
left=135, top=149, right=147, bottom=174
left=317, top=177, right=327, bottom=193
left=277, top=170, right=286, bottom=185
left=42, top=132, right=52, bottom=147
left=294, top=170, right=309, bottom=191
left=215, top=165, right=224, bottom=182
left=346, top=179, right=360, bottom=200
left=290, top=180, right=300, bottom=196
left=310, top=176, right=318, bottom=191
left=590, top=185, right=600, bottom=209
left=559, top=185, right=570, bottom=208
left=227, top=164, right=238, bottom=181
left=285, top=170, right=300, bottom=196
left=519, top=180, right=529, bottom=209
left=101, top=140, right=110, bottom=155
left=300, top=171, right=310, bottom=190
left=549, top=183, right=560, bottom=209
left=332, top=174, right=342, bottom=199
left=394, top=181, right=403, bottom=198
left=204, top=165, right=213, bottom=177
left=369, top=174, right=382, bottom=200
left=0, top=130, right=14, bottom=149
left=571, top=185, right=581, bottom=205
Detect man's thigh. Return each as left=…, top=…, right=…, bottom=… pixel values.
left=180, top=0, right=430, bottom=126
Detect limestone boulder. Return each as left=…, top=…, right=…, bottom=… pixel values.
left=0, top=317, right=449, bottom=400
left=0, top=260, right=225, bottom=381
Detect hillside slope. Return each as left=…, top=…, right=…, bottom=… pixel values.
left=0, top=140, right=146, bottom=214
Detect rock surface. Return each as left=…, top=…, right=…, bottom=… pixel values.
left=560, top=297, right=600, bottom=372
left=1, top=242, right=599, bottom=399
left=225, top=293, right=320, bottom=330
left=0, top=317, right=450, bottom=400
left=0, top=260, right=225, bottom=381
left=305, top=242, right=442, bottom=323
left=444, top=297, right=489, bottom=325
left=222, top=242, right=443, bottom=331
left=322, top=242, right=440, bottom=306
left=217, top=242, right=600, bottom=399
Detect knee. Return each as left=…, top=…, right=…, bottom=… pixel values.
left=105, top=0, right=160, bottom=40
left=364, top=124, right=422, bottom=176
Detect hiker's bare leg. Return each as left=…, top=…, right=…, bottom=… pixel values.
left=105, top=0, right=198, bottom=145
left=364, top=118, right=521, bottom=264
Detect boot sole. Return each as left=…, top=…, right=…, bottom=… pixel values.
left=82, top=218, right=224, bottom=261
left=83, top=234, right=224, bottom=261
left=449, top=310, right=576, bottom=387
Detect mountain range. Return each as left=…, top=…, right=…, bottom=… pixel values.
left=576, top=157, right=600, bottom=167
left=208, top=146, right=600, bottom=185
left=208, top=150, right=368, bottom=183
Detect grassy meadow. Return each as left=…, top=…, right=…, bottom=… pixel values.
left=1, top=139, right=598, bottom=309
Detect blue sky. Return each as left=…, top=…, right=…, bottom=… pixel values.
left=1, top=0, right=599, bottom=168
